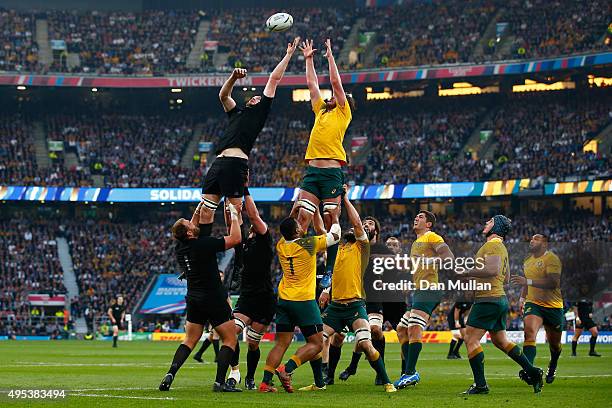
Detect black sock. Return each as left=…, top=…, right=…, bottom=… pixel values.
left=348, top=351, right=362, bottom=371
left=310, top=357, right=326, bottom=387
left=448, top=340, right=457, bottom=356
left=113, top=336, right=117, bottom=347
left=246, top=347, right=260, bottom=380
left=215, top=345, right=234, bottom=384
left=590, top=335, right=597, bottom=353
left=328, top=344, right=342, bottom=378
left=212, top=339, right=220, bottom=357
left=571, top=340, right=577, bottom=355
left=196, top=338, right=211, bottom=356
left=549, top=346, right=562, bottom=372
left=455, top=339, right=464, bottom=354
left=168, top=344, right=192, bottom=376
left=230, top=341, right=240, bottom=367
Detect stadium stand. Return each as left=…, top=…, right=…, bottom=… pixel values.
left=1, top=2, right=608, bottom=74
left=0, top=9, right=40, bottom=72
left=46, top=10, right=200, bottom=75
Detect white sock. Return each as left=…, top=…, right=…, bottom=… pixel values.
left=229, top=368, right=241, bottom=383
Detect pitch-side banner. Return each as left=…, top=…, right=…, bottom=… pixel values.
left=1, top=179, right=609, bottom=203
left=139, top=274, right=186, bottom=314
left=0, top=52, right=609, bottom=88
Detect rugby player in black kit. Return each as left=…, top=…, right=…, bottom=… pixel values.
left=198, top=37, right=300, bottom=226
left=159, top=199, right=243, bottom=392
left=107, top=295, right=125, bottom=348
left=228, top=190, right=276, bottom=390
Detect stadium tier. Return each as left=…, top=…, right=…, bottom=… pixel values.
left=0, top=1, right=609, bottom=74
left=0, top=89, right=609, bottom=187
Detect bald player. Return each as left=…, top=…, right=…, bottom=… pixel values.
left=511, top=234, right=563, bottom=384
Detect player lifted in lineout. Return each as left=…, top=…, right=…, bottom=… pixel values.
left=511, top=234, right=564, bottom=384
left=314, top=186, right=396, bottom=393
left=198, top=37, right=300, bottom=230
left=294, top=38, right=355, bottom=288
left=460, top=215, right=543, bottom=395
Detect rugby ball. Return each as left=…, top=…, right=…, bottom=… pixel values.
left=266, top=13, right=293, bottom=32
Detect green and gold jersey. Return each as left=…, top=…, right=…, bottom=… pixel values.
left=331, top=237, right=370, bottom=301
left=474, top=237, right=508, bottom=299
left=305, top=98, right=351, bottom=164
left=277, top=234, right=327, bottom=301
left=410, top=231, right=445, bottom=286
left=524, top=251, right=563, bottom=309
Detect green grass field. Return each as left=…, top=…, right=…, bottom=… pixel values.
left=0, top=341, right=610, bottom=407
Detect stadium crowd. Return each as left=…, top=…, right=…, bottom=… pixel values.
left=1, top=1, right=609, bottom=75
left=0, top=205, right=609, bottom=336
left=46, top=10, right=200, bottom=75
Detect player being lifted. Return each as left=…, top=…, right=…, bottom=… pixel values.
left=395, top=211, right=454, bottom=389
left=228, top=191, right=277, bottom=390
left=107, top=295, right=125, bottom=348
left=198, top=37, right=299, bottom=228
left=159, top=199, right=242, bottom=392
left=294, top=38, right=354, bottom=287
left=259, top=209, right=341, bottom=393
left=511, top=234, right=564, bottom=383
left=461, top=215, right=543, bottom=395
left=313, top=187, right=396, bottom=393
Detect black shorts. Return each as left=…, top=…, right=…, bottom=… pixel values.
left=577, top=316, right=597, bottom=330
left=234, top=293, right=276, bottom=326
left=185, top=291, right=232, bottom=329
left=365, top=301, right=405, bottom=330
left=202, top=156, right=249, bottom=198
left=447, top=315, right=466, bottom=330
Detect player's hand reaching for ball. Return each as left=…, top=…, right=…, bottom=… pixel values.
left=324, top=39, right=333, bottom=58
left=299, top=39, right=317, bottom=59
left=286, top=37, right=300, bottom=56
left=231, top=68, right=247, bottom=80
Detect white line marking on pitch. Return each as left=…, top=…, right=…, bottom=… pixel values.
left=70, top=393, right=176, bottom=400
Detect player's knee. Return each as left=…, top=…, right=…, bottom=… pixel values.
left=247, top=340, right=260, bottom=351
left=331, top=334, right=345, bottom=347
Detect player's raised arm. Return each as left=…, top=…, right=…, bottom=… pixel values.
left=342, top=185, right=365, bottom=238
left=190, top=197, right=205, bottom=225
left=244, top=192, right=267, bottom=235
left=300, top=39, right=322, bottom=109
left=324, top=39, right=347, bottom=107
left=263, top=37, right=300, bottom=98
left=219, top=68, right=246, bottom=112
left=223, top=203, right=243, bottom=249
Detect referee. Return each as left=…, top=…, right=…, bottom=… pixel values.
left=159, top=199, right=243, bottom=392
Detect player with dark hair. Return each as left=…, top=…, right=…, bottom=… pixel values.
left=311, top=188, right=396, bottom=393
left=228, top=192, right=276, bottom=390
left=198, top=38, right=299, bottom=228
left=159, top=200, right=242, bottom=393
left=460, top=215, right=543, bottom=395
left=294, top=38, right=355, bottom=288
left=259, top=209, right=341, bottom=393
left=107, top=295, right=125, bottom=348
left=447, top=299, right=472, bottom=359
left=337, top=223, right=405, bottom=384
left=511, top=234, right=564, bottom=383
left=571, top=285, right=602, bottom=357
left=395, top=211, right=454, bottom=389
